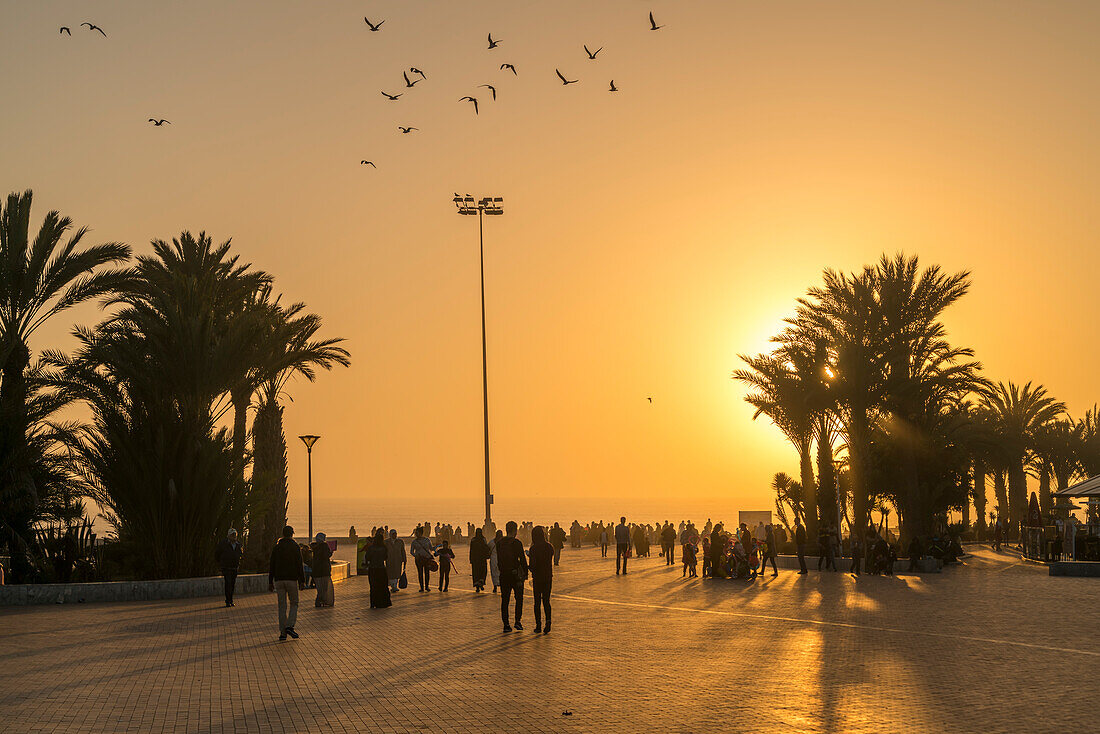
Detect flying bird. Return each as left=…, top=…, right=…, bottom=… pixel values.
left=500, top=63, right=517, bottom=75
left=646, top=397, right=652, bottom=403
left=398, top=126, right=418, bottom=134
left=460, top=96, right=479, bottom=115
left=410, top=67, right=427, bottom=79
left=381, top=91, right=402, bottom=101
left=555, top=69, right=578, bottom=86
left=609, top=80, right=618, bottom=92
left=81, top=22, right=107, bottom=36
left=403, top=71, right=420, bottom=88
left=364, top=17, right=384, bottom=31
left=147, top=118, right=171, bottom=126
left=648, top=12, right=663, bottom=31
left=487, top=33, right=501, bottom=49
left=361, top=160, right=376, bottom=167
left=584, top=44, right=603, bottom=59
left=59, top=26, right=71, bottom=35
left=479, top=84, right=497, bottom=101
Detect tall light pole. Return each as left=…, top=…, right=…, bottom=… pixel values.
left=299, top=435, right=320, bottom=540
left=454, top=194, right=504, bottom=530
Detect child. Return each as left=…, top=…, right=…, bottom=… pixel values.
left=435, top=540, right=456, bottom=591
left=701, top=536, right=711, bottom=578
left=682, top=540, right=698, bottom=577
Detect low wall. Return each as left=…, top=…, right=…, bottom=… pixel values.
left=0, top=561, right=350, bottom=606
left=1049, top=561, right=1100, bottom=577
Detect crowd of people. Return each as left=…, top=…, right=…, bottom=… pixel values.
left=215, top=515, right=971, bottom=641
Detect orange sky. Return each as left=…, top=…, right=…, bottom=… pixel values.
left=4, top=1, right=1100, bottom=524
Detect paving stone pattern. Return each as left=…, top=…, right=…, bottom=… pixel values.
left=1, top=546, right=1094, bottom=732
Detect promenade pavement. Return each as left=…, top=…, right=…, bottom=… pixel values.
left=1, top=545, right=1094, bottom=732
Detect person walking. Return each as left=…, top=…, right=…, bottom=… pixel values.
left=488, top=529, right=503, bottom=593
left=268, top=525, right=305, bottom=641
left=795, top=519, right=808, bottom=575
left=366, top=530, right=392, bottom=608
left=762, top=524, right=779, bottom=577
left=599, top=526, right=609, bottom=558
left=410, top=525, right=435, bottom=592
left=470, top=528, right=490, bottom=592
left=385, top=529, right=406, bottom=592
left=214, top=528, right=243, bottom=607
left=661, top=523, right=677, bottom=566
left=849, top=532, right=862, bottom=576
left=311, top=533, right=334, bottom=607
left=497, top=521, right=528, bottom=632
left=528, top=526, right=554, bottom=634
left=550, top=523, right=566, bottom=566
left=615, top=516, right=631, bottom=575
left=435, top=540, right=456, bottom=591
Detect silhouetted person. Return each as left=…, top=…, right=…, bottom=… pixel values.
left=498, top=521, right=528, bottom=632
left=661, top=523, right=676, bottom=565
left=600, top=526, right=609, bottom=557
left=762, top=524, right=779, bottom=576
left=365, top=530, right=391, bottom=608
left=710, top=523, right=724, bottom=576
left=410, top=525, right=434, bottom=592
left=528, top=526, right=554, bottom=634
left=908, top=536, right=923, bottom=571
left=311, top=533, right=334, bottom=607
left=215, top=528, right=243, bottom=607
left=795, top=519, right=808, bottom=574
left=550, top=522, right=566, bottom=565
left=269, top=525, right=305, bottom=641
left=385, top=529, right=406, bottom=592
left=470, top=528, right=490, bottom=591
left=435, top=540, right=455, bottom=591
left=615, top=516, right=630, bottom=575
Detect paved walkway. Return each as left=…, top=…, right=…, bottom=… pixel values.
left=1, top=546, right=1094, bottom=732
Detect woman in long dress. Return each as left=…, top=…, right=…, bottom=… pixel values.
left=469, top=528, right=490, bottom=592
left=366, top=531, right=392, bottom=609
left=488, top=529, right=503, bottom=593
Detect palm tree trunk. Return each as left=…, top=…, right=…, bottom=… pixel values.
left=1008, top=458, right=1028, bottom=537
left=994, top=469, right=1008, bottom=522
left=799, top=438, right=818, bottom=543
left=1039, top=461, right=1052, bottom=519
left=961, top=465, right=972, bottom=530
left=846, top=413, right=872, bottom=537
left=816, top=416, right=836, bottom=531
left=246, top=395, right=288, bottom=570
left=973, top=462, right=987, bottom=537
left=230, top=386, right=251, bottom=529
left=1, top=340, right=34, bottom=582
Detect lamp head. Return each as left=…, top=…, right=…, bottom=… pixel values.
left=299, top=435, right=320, bottom=450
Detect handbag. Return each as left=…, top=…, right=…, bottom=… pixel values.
left=398, top=572, right=408, bottom=589
left=429, top=558, right=439, bottom=572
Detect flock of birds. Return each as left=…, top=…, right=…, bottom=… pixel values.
left=359, top=10, right=667, bottom=169
left=56, top=10, right=669, bottom=165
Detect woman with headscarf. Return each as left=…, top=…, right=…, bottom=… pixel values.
left=469, top=528, right=490, bottom=592
left=366, top=530, right=392, bottom=609
left=385, top=529, right=406, bottom=592
left=488, top=529, right=503, bottom=593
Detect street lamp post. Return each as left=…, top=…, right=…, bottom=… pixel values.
left=299, top=435, right=320, bottom=540
left=454, top=194, right=504, bottom=530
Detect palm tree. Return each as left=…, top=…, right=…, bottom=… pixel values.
left=771, top=471, right=804, bottom=538
left=243, top=301, right=349, bottom=567
left=48, top=232, right=270, bottom=577
left=984, top=381, right=1065, bottom=530
left=793, top=264, right=889, bottom=536
left=0, top=190, right=129, bottom=579
left=735, top=352, right=818, bottom=540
